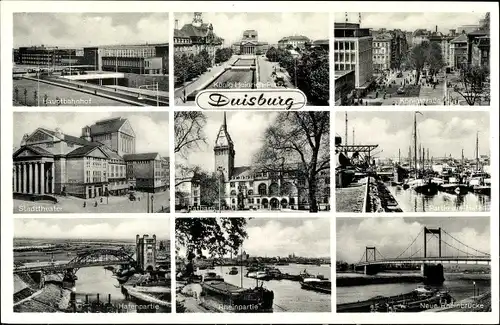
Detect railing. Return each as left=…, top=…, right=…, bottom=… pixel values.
left=356, top=256, right=491, bottom=266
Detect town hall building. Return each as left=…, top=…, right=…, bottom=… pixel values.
left=176, top=113, right=330, bottom=211
left=13, top=117, right=169, bottom=199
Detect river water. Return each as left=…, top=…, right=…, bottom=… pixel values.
left=336, top=272, right=491, bottom=305
left=387, top=184, right=490, bottom=212
left=74, top=266, right=169, bottom=313
left=198, top=264, right=331, bottom=312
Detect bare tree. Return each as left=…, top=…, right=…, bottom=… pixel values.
left=253, top=112, right=330, bottom=212
left=174, top=111, right=207, bottom=157
left=454, top=65, right=489, bottom=106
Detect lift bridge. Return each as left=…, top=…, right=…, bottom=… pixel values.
left=354, top=227, right=490, bottom=283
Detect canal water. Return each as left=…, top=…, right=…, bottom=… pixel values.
left=198, top=264, right=331, bottom=312
left=387, top=184, right=490, bottom=212
left=74, top=266, right=169, bottom=313
left=336, top=272, right=491, bottom=305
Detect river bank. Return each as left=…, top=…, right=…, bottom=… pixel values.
left=337, top=274, right=423, bottom=287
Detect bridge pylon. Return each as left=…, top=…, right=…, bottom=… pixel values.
left=424, top=227, right=441, bottom=258
left=365, top=246, right=376, bottom=262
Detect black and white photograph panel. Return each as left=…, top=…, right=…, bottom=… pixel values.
left=174, top=12, right=329, bottom=106
left=175, top=217, right=331, bottom=313
left=13, top=112, right=170, bottom=213
left=13, top=218, right=172, bottom=313
left=336, top=217, right=491, bottom=313
left=175, top=111, right=330, bottom=213
left=335, top=111, right=490, bottom=213
left=334, top=12, right=490, bottom=106
left=13, top=13, right=169, bottom=107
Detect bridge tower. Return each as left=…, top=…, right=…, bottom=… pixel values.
left=423, top=227, right=441, bottom=257
left=136, top=234, right=157, bottom=272
left=365, top=246, right=376, bottom=262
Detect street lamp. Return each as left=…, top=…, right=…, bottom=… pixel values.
left=217, top=166, right=226, bottom=212
left=138, top=82, right=159, bottom=107
left=151, top=195, right=154, bottom=213
left=473, top=281, right=476, bottom=300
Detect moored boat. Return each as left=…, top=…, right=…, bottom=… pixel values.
left=246, top=270, right=273, bottom=281
left=300, top=277, right=331, bottom=294
left=201, top=281, right=274, bottom=312
left=228, top=267, right=239, bottom=275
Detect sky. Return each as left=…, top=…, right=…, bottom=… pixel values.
left=177, top=217, right=330, bottom=258
left=14, top=13, right=169, bottom=48
left=335, top=12, right=486, bottom=33
left=13, top=112, right=169, bottom=157
left=176, top=111, right=278, bottom=172
left=335, top=111, right=490, bottom=160
left=337, top=217, right=490, bottom=263
left=14, top=218, right=170, bottom=240
left=176, top=12, right=329, bottom=45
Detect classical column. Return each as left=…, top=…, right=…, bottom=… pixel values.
left=22, top=163, right=27, bottom=193
left=40, top=162, right=45, bottom=194
left=28, top=163, right=33, bottom=194
left=17, top=164, right=21, bottom=192
left=34, top=162, right=39, bottom=194
left=13, top=163, right=17, bottom=192
left=51, top=163, right=55, bottom=194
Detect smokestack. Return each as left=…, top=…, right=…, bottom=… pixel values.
left=108, top=294, right=111, bottom=304
left=97, top=293, right=100, bottom=303
left=435, top=25, right=438, bottom=33
left=175, top=19, right=178, bottom=30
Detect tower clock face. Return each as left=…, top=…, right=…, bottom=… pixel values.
left=216, top=134, right=226, bottom=146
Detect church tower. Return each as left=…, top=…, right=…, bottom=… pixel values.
left=214, top=112, right=235, bottom=181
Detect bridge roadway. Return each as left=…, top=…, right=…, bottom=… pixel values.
left=13, top=259, right=131, bottom=274
left=355, top=256, right=491, bottom=267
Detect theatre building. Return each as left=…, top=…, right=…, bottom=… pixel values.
left=13, top=117, right=169, bottom=199
left=233, top=30, right=269, bottom=55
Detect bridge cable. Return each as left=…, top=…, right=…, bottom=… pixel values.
left=395, top=228, right=424, bottom=259
left=442, top=229, right=490, bottom=256
left=412, top=231, right=439, bottom=258
left=358, top=251, right=366, bottom=265
left=441, top=238, right=482, bottom=258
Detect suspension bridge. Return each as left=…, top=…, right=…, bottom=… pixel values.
left=354, top=227, right=490, bottom=283
left=13, top=248, right=135, bottom=274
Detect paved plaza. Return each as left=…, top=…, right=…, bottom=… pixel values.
left=14, top=191, right=170, bottom=214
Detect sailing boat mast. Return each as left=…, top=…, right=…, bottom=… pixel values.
left=476, top=131, right=479, bottom=171
left=414, top=112, right=418, bottom=178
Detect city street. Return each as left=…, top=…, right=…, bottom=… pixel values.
left=14, top=191, right=170, bottom=214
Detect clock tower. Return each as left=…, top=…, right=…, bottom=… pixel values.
left=214, top=112, right=235, bottom=181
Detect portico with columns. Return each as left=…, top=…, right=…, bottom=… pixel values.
left=13, top=159, right=55, bottom=195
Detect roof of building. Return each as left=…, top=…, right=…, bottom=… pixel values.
left=468, top=28, right=489, bottom=36
left=123, top=153, right=160, bottom=161
left=174, top=29, right=192, bottom=38
left=278, top=35, right=310, bottom=42
left=13, top=145, right=55, bottom=158
left=312, top=39, right=329, bottom=45
left=232, top=166, right=253, bottom=178
left=413, top=29, right=430, bottom=37
left=179, top=23, right=212, bottom=38
left=373, top=33, right=393, bottom=41
left=39, top=127, right=97, bottom=147
left=451, top=34, right=468, bottom=43
left=88, top=117, right=128, bottom=136
left=66, top=145, right=103, bottom=158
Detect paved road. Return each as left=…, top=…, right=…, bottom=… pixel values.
left=174, top=55, right=238, bottom=103
left=205, top=70, right=254, bottom=89
left=13, top=78, right=129, bottom=106
left=14, top=191, right=170, bottom=214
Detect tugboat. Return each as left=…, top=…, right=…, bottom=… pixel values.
left=246, top=270, right=273, bottom=281
left=299, top=274, right=331, bottom=294
left=228, top=267, right=239, bottom=275
left=439, top=176, right=469, bottom=195
left=203, top=271, right=224, bottom=282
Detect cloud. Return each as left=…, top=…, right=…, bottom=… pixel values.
left=336, top=218, right=490, bottom=263
left=175, top=12, right=329, bottom=45
left=244, top=218, right=330, bottom=257
left=14, top=13, right=169, bottom=47
left=336, top=12, right=486, bottom=33
left=14, top=219, right=170, bottom=240
left=335, top=112, right=490, bottom=160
